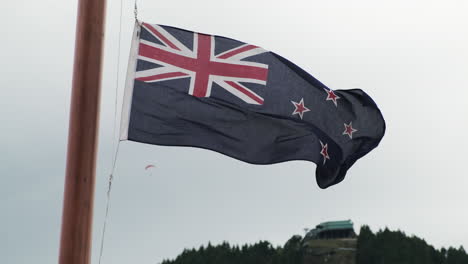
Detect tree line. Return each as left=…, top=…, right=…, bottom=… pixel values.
left=161, top=235, right=303, bottom=264
left=357, top=225, right=468, bottom=264
left=161, top=226, right=468, bottom=264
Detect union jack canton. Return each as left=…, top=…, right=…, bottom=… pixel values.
left=136, top=22, right=269, bottom=105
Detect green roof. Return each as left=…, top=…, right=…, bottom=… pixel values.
left=316, top=220, right=354, bottom=231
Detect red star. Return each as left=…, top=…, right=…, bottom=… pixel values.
left=324, top=88, right=340, bottom=107
left=343, top=122, right=358, bottom=139
left=320, top=141, right=330, bottom=165
left=291, top=98, right=310, bottom=119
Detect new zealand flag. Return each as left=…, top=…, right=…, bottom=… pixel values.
left=120, top=22, right=386, bottom=188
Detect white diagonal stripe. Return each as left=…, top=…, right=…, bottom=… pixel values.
left=142, top=24, right=193, bottom=54
left=140, top=39, right=196, bottom=58
left=136, top=66, right=182, bottom=78
left=225, top=47, right=268, bottom=60
left=214, top=79, right=263, bottom=105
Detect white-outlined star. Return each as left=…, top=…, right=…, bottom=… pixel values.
left=291, top=98, right=310, bottom=119
left=343, top=122, right=358, bottom=139
left=324, top=88, right=340, bottom=107
left=319, top=140, right=330, bottom=165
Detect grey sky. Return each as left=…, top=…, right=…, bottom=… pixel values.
left=2, top=0, right=468, bottom=263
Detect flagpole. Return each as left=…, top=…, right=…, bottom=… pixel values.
left=58, top=0, right=106, bottom=263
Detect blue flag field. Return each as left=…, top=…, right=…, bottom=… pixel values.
left=120, top=22, right=386, bottom=188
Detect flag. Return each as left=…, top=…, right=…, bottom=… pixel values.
left=120, top=22, right=386, bottom=188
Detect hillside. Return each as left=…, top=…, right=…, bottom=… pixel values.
left=161, top=226, right=468, bottom=264
left=302, top=238, right=356, bottom=264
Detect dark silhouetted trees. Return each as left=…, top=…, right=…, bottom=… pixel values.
left=161, top=237, right=303, bottom=264
left=356, top=225, right=468, bottom=264
left=161, top=226, right=468, bottom=264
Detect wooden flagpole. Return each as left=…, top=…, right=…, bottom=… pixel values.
left=58, top=0, right=106, bottom=263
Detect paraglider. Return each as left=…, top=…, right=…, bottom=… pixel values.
left=145, top=164, right=156, bottom=176
left=145, top=164, right=155, bottom=170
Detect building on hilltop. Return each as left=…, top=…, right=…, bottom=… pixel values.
left=305, top=220, right=356, bottom=240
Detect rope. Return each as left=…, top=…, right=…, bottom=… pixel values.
left=134, top=0, right=139, bottom=22
left=98, top=142, right=120, bottom=264
left=97, top=0, right=124, bottom=261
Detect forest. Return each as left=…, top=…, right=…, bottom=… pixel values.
left=161, top=226, right=468, bottom=264
left=357, top=226, right=468, bottom=264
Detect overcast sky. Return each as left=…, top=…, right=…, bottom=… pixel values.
left=2, top=0, right=468, bottom=263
